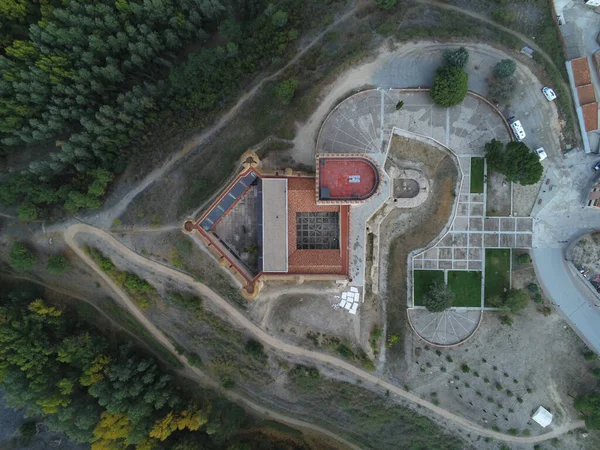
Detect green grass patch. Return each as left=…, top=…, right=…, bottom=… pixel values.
left=470, top=157, right=485, bottom=194
left=484, top=249, right=511, bottom=304
left=413, top=270, right=444, bottom=306
left=448, top=271, right=482, bottom=307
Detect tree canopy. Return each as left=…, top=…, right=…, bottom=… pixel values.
left=275, top=78, right=299, bottom=105
left=0, top=0, right=305, bottom=218
left=423, top=281, right=454, bottom=312
left=493, top=59, right=516, bottom=78
left=373, top=0, right=398, bottom=9
left=8, top=242, right=36, bottom=271
left=430, top=66, right=468, bottom=107
left=443, top=47, right=469, bottom=69
left=484, top=140, right=543, bottom=185
left=0, top=289, right=313, bottom=449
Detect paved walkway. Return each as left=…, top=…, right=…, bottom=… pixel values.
left=317, top=89, right=510, bottom=287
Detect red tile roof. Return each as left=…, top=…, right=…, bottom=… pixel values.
left=577, top=84, right=597, bottom=105
left=582, top=102, right=599, bottom=131
left=286, top=178, right=349, bottom=275
left=571, top=57, right=592, bottom=87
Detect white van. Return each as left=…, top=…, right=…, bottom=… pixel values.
left=510, top=120, right=526, bottom=141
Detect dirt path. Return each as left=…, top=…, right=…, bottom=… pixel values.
left=62, top=224, right=361, bottom=450
left=89, top=4, right=360, bottom=228
left=63, top=223, right=584, bottom=445
left=417, top=0, right=578, bottom=140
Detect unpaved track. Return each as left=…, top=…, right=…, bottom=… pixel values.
left=62, top=224, right=360, bottom=450
left=92, top=4, right=360, bottom=227
left=64, top=223, right=584, bottom=445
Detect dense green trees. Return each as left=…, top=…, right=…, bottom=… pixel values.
left=374, top=0, right=398, bottom=9
left=0, top=289, right=308, bottom=449
left=423, top=281, right=454, bottom=312
left=575, top=393, right=600, bottom=429
left=0, top=0, right=305, bottom=217
left=431, top=66, right=469, bottom=107
left=484, top=139, right=543, bottom=185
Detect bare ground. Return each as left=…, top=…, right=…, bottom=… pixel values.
left=486, top=172, right=511, bottom=216
left=379, top=136, right=460, bottom=374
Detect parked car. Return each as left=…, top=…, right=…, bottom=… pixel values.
left=594, top=161, right=600, bottom=171
left=509, top=120, right=526, bottom=141
left=535, top=147, right=547, bottom=161
left=542, top=87, right=557, bottom=102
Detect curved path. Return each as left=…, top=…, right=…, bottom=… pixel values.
left=63, top=223, right=584, bottom=445
left=88, top=4, right=359, bottom=228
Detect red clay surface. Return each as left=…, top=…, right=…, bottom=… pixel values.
left=572, top=56, right=592, bottom=87
left=286, top=178, right=349, bottom=275
left=319, top=158, right=378, bottom=200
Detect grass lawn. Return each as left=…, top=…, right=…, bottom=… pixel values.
left=484, top=249, right=511, bottom=305
left=413, top=270, right=444, bottom=306
left=447, top=271, right=482, bottom=307
left=470, top=157, right=484, bottom=194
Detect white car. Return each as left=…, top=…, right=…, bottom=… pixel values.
left=542, top=87, right=556, bottom=102
left=534, top=147, right=547, bottom=161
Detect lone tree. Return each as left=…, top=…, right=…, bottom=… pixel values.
left=430, top=66, right=468, bottom=107
left=275, top=78, right=298, bottom=105
left=484, top=140, right=543, bottom=186
left=488, top=76, right=516, bottom=103
left=9, top=242, right=36, bottom=272
left=423, top=281, right=455, bottom=312
left=504, top=289, right=529, bottom=313
left=46, top=254, right=69, bottom=274
left=503, top=141, right=544, bottom=185
left=443, top=47, right=469, bottom=69
left=493, top=59, right=516, bottom=78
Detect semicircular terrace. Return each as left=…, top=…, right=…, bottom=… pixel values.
left=316, top=88, right=510, bottom=346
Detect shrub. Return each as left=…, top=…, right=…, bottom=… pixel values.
left=271, top=10, right=288, bottom=28
left=517, top=253, right=531, bottom=265
left=374, top=0, right=397, bottom=9
left=395, top=100, right=404, bottom=110
left=488, top=75, right=516, bottom=103
left=443, top=47, right=469, bottom=69
left=493, top=59, right=517, bottom=78
left=17, top=202, right=37, bottom=221
left=423, top=281, right=454, bottom=312
left=495, top=382, right=503, bottom=391
left=19, top=421, right=37, bottom=439
left=505, top=289, right=529, bottom=313
left=584, top=350, right=598, bottom=360
left=9, top=242, right=36, bottom=272
left=430, top=66, right=468, bottom=107
left=46, top=254, right=69, bottom=274
left=221, top=375, right=234, bottom=388
left=275, top=78, right=298, bottom=105
left=500, top=315, right=513, bottom=326
left=245, top=339, right=266, bottom=360
left=527, top=283, right=539, bottom=294
left=461, top=364, right=470, bottom=373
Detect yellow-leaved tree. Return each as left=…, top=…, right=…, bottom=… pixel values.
left=149, top=403, right=211, bottom=441
left=80, top=355, right=111, bottom=386
left=91, top=412, right=131, bottom=450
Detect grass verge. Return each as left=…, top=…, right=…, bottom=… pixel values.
left=413, top=270, right=444, bottom=306
left=448, top=270, right=482, bottom=307
left=470, top=157, right=485, bottom=194
left=484, top=248, right=511, bottom=303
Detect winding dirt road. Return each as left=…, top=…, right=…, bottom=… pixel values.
left=92, top=5, right=360, bottom=228
left=64, top=223, right=584, bottom=446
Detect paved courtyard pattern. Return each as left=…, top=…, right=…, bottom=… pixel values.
left=316, top=89, right=511, bottom=287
